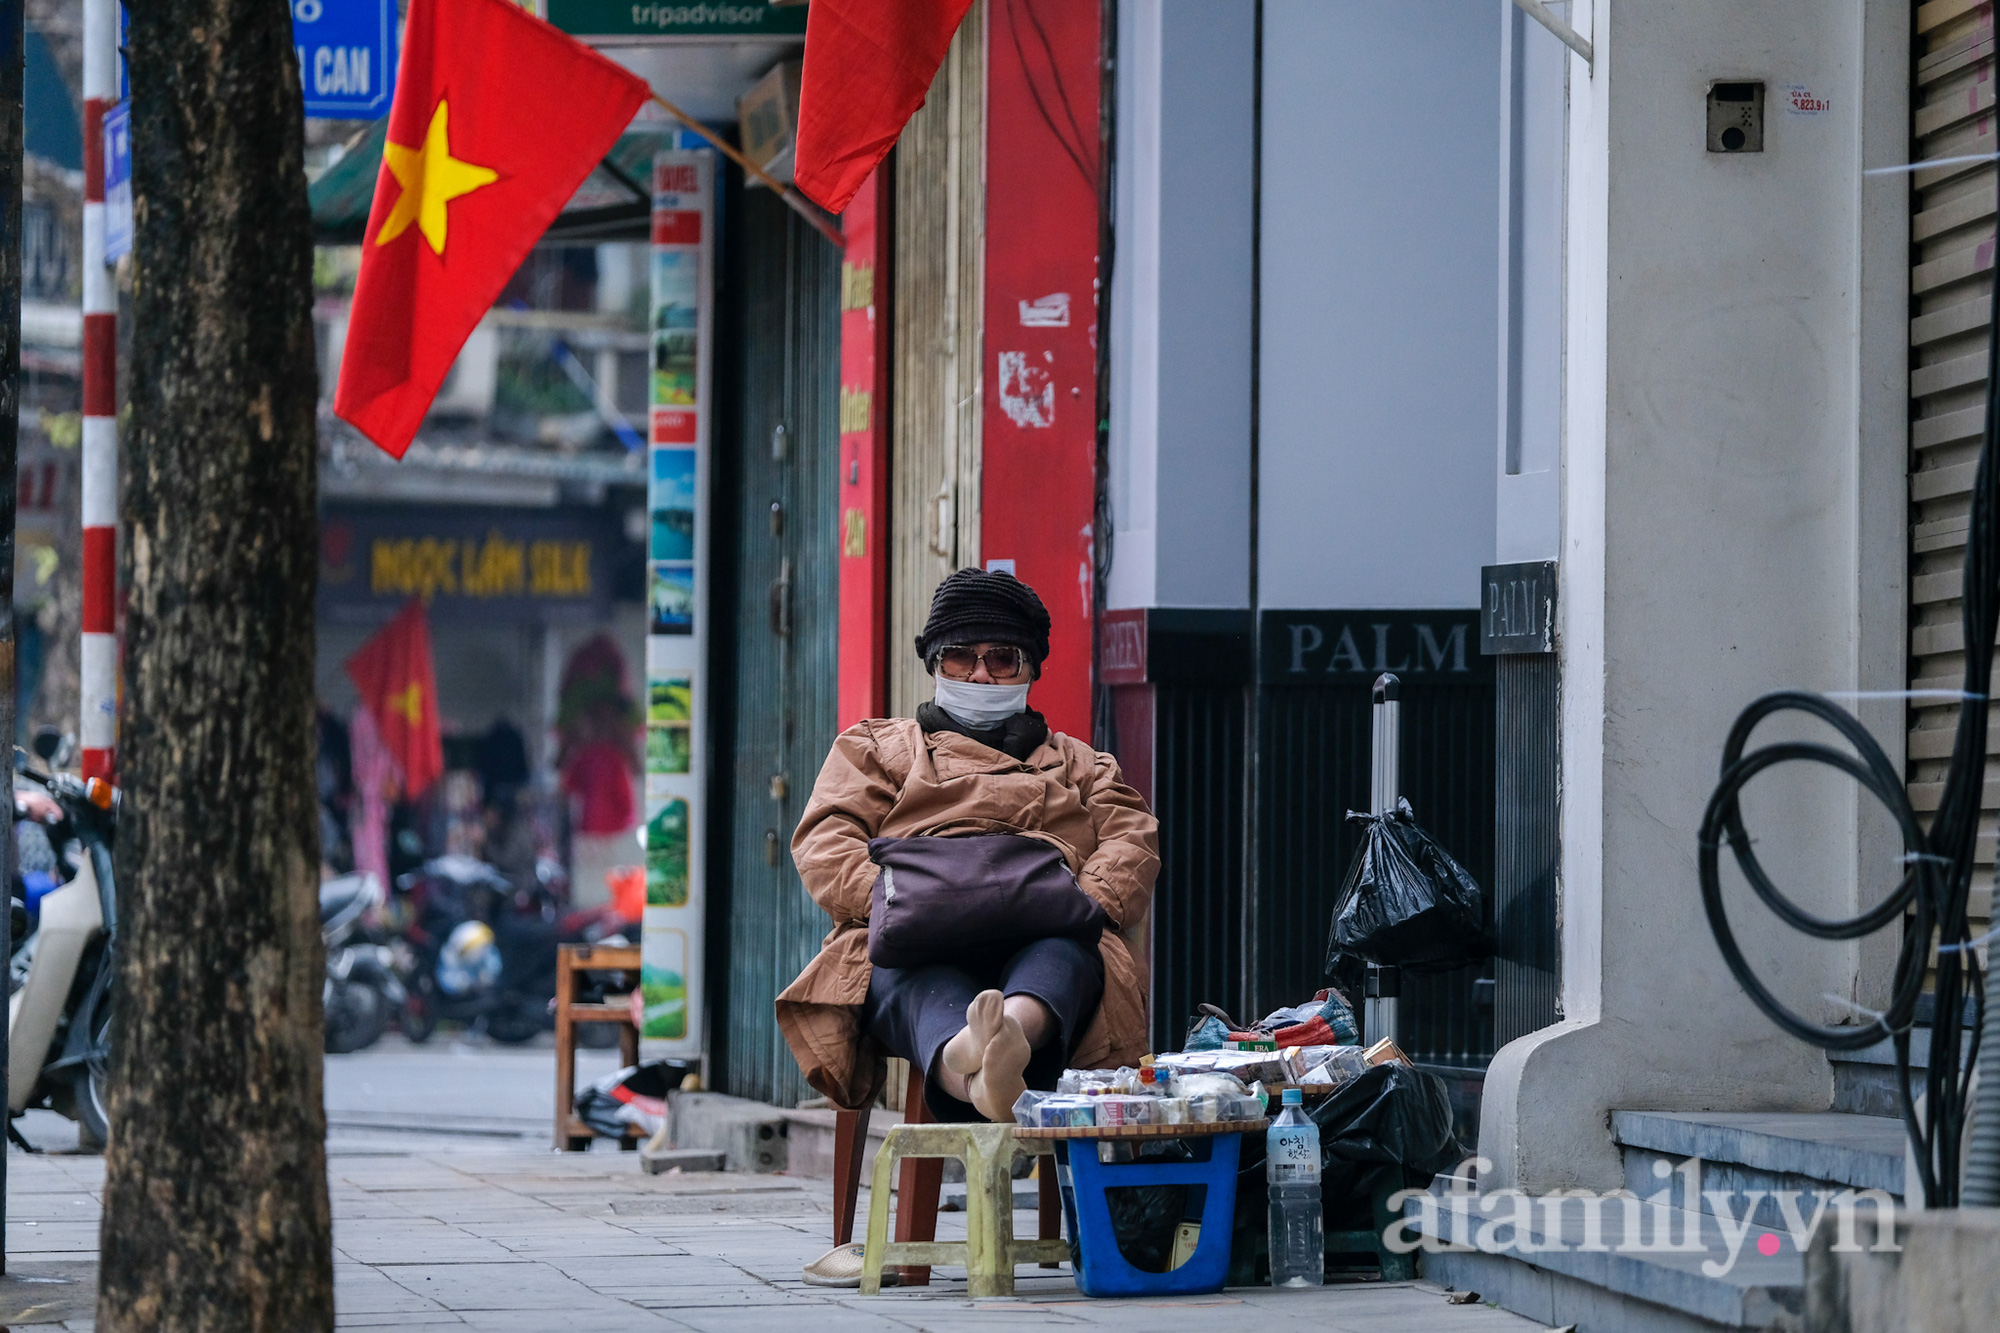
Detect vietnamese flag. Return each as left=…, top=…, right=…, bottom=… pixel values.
left=346, top=600, right=445, bottom=800
left=794, top=0, right=976, bottom=214
left=334, top=0, right=648, bottom=458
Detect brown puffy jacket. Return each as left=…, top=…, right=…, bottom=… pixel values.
left=776, top=717, right=1160, bottom=1110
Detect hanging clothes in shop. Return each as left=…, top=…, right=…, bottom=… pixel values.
left=349, top=704, right=398, bottom=892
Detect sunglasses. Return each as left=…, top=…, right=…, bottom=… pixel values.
left=936, top=644, right=1029, bottom=680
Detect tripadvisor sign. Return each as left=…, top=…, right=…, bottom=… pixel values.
left=545, top=0, right=808, bottom=37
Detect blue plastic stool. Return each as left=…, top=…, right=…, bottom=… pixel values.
left=1057, top=1130, right=1248, bottom=1297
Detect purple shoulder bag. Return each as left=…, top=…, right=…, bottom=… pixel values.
left=865, top=833, right=1110, bottom=969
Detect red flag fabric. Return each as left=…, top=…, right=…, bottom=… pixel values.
left=794, top=0, right=976, bottom=214
left=346, top=600, right=445, bottom=799
left=334, top=0, right=648, bottom=458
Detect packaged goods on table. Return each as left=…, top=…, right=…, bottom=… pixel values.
left=1152, top=1048, right=1290, bottom=1087
left=1289, top=1044, right=1370, bottom=1089
left=1014, top=1072, right=1259, bottom=1129
left=1362, top=1037, right=1413, bottom=1067
left=1011, top=1091, right=1096, bottom=1128
left=1095, top=1094, right=1156, bottom=1127
left=1168, top=1073, right=1265, bottom=1123
left=1058, top=1066, right=1148, bottom=1095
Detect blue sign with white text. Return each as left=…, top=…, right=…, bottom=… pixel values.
left=103, top=101, right=132, bottom=263
left=293, top=0, right=397, bottom=120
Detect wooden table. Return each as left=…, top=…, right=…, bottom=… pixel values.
left=553, top=942, right=641, bottom=1151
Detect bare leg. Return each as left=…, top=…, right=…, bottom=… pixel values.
left=1003, top=993, right=1055, bottom=1048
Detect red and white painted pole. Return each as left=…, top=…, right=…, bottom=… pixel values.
left=80, top=0, right=117, bottom=781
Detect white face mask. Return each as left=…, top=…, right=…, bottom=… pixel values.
left=933, top=676, right=1031, bottom=729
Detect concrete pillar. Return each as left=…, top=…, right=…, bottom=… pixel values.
left=1105, top=0, right=1255, bottom=613
left=1479, top=0, right=1911, bottom=1192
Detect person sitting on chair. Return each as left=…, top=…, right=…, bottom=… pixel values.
left=777, top=567, right=1160, bottom=1129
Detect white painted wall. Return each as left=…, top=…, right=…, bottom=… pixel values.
left=1497, top=2, right=1566, bottom=565
left=1481, top=0, right=1911, bottom=1192
left=1106, top=0, right=1256, bottom=612
left=1257, top=0, right=1499, bottom=610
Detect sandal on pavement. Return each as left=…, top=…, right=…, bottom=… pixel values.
left=802, top=1242, right=896, bottom=1288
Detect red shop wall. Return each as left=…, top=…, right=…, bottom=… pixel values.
left=836, top=168, right=891, bottom=729
left=981, top=0, right=1102, bottom=742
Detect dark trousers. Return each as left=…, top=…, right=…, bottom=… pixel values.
left=863, top=935, right=1105, bottom=1122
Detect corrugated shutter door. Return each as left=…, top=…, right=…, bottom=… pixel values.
left=890, top=1, right=985, bottom=719
left=715, top=190, right=843, bottom=1107
left=1911, top=3, right=1998, bottom=942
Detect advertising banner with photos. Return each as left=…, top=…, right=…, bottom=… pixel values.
left=641, top=151, right=712, bottom=1061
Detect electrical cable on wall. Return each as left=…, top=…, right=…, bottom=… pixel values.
left=1697, top=249, right=2000, bottom=1209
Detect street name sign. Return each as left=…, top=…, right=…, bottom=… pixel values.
left=294, top=0, right=397, bottom=120
left=103, top=101, right=132, bottom=263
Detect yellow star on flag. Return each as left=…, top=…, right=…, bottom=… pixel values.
left=375, top=101, right=499, bottom=255
left=388, top=681, right=425, bottom=727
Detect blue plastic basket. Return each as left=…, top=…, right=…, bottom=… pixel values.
left=1057, top=1131, right=1247, bottom=1297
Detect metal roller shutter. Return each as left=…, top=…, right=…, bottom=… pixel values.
left=1910, top=2, right=2000, bottom=950
left=890, top=1, right=986, bottom=719
left=711, top=186, right=843, bottom=1107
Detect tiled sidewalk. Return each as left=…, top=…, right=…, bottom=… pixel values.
left=0, top=1147, right=1547, bottom=1331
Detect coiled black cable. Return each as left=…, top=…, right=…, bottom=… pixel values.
left=1699, top=233, right=2000, bottom=1210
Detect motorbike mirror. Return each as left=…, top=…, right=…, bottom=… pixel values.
left=31, top=728, right=60, bottom=763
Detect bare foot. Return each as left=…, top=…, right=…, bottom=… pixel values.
left=968, top=1011, right=1032, bottom=1122
left=941, top=989, right=1003, bottom=1078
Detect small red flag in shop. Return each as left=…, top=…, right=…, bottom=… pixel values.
left=346, top=600, right=445, bottom=799
left=793, top=0, right=976, bottom=214
left=333, top=0, right=648, bottom=458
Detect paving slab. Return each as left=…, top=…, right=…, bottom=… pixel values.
left=333, top=1309, right=466, bottom=1328
left=380, top=1260, right=622, bottom=1311
left=333, top=1263, right=454, bottom=1316
left=2, top=1039, right=1552, bottom=1331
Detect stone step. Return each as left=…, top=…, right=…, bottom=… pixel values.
left=781, top=1105, right=905, bottom=1184
left=639, top=1146, right=727, bottom=1176
left=665, top=1091, right=793, bottom=1173
left=1613, top=1110, right=1905, bottom=1230
left=1831, top=1029, right=1970, bottom=1117
left=1411, top=1175, right=1816, bottom=1332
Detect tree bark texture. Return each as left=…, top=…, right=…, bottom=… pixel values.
left=0, top=0, right=25, bottom=1274
left=98, top=2, right=332, bottom=1328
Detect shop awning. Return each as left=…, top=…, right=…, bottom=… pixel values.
left=310, top=119, right=675, bottom=247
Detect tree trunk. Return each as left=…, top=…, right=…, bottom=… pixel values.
left=97, top=0, right=332, bottom=1327
left=0, top=0, right=22, bottom=1273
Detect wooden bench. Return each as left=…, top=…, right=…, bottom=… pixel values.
left=553, top=941, right=641, bottom=1151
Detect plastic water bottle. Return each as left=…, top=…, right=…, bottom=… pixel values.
left=1266, top=1087, right=1324, bottom=1288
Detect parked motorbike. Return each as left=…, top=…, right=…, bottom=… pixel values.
left=8, top=733, right=118, bottom=1151
left=392, top=855, right=635, bottom=1045
left=322, top=871, right=405, bottom=1054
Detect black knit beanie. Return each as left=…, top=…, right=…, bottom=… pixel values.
left=915, top=568, right=1053, bottom=671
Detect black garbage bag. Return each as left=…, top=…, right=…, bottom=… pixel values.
left=1326, top=797, right=1493, bottom=974
left=1097, top=1139, right=1199, bottom=1272
left=1229, top=1063, right=1467, bottom=1283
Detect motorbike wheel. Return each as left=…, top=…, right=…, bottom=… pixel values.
left=484, top=1000, right=544, bottom=1046
left=400, top=984, right=438, bottom=1045
left=326, top=980, right=388, bottom=1054
left=77, top=993, right=113, bottom=1152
